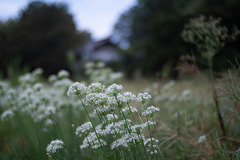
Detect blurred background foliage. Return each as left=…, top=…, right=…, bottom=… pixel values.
left=0, top=0, right=240, bottom=78
left=0, top=1, right=90, bottom=77
left=113, top=0, right=240, bottom=78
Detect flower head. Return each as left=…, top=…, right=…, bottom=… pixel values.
left=106, top=84, right=123, bottom=96
left=67, top=82, right=87, bottom=96
left=1, top=109, right=14, bottom=121
left=137, top=92, right=151, bottom=104
left=106, top=114, right=118, bottom=121
left=122, top=106, right=138, bottom=115
left=142, top=106, right=160, bottom=117
left=75, top=122, right=93, bottom=137
left=87, top=83, right=105, bottom=93
left=46, top=139, right=64, bottom=156
left=198, top=135, right=206, bottom=143
left=58, top=70, right=70, bottom=79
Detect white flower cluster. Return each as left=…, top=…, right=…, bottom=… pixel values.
left=84, top=61, right=123, bottom=85
left=137, top=92, right=152, bottom=104
left=93, top=105, right=117, bottom=115
left=104, top=119, right=132, bottom=135
left=198, top=135, right=206, bottom=143
left=19, top=68, right=43, bottom=85
left=106, top=83, right=123, bottom=96
left=147, top=81, right=193, bottom=104
left=144, top=138, right=159, bottom=154
left=67, top=82, right=160, bottom=155
left=106, top=114, right=118, bottom=121
left=58, top=70, right=69, bottom=79
left=182, top=15, right=239, bottom=60
left=122, top=106, right=138, bottom=114
left=46, top=139, right=64, bottom=156
left=80, top=132, right=107, bottom=149
left=0, top=69, right=82, bottom=129
left=75, top=122, right=93, bottom=137
left=67, top=82, right=87, bottom=96
left=117, top=92, right=136, bottom=104
left=87, top=83, right=105, bottom=93
left=142, top=106, right=160, bottom=117
left=130, top=121, right=156, bottom=134
left=111, top=133, right=143, bottom=150
left=1, top=109, right=14, bottom=121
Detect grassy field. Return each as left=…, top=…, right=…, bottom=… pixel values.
left=0, top=67, right=240, bottom=160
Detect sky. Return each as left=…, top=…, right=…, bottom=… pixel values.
left=0, top=0, right=136, bottom=40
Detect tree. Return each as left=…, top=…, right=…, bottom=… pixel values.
left=114, top=0, right=240, bottom=77
left=114, top=0, right=198, bottom=77
left=0, top=1, right=88, bottom=76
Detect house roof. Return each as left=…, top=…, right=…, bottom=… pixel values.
left=93, top=37, right=116, bottom=51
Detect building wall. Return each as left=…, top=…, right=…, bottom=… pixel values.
left=91, top=46, right=122, bottom=62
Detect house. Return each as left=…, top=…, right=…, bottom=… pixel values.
left=79, top=37, right=123, bottom=63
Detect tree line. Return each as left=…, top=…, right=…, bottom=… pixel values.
left=113, top=0, right=240, bottom=78
left=0, top=1, right=89, bottom=77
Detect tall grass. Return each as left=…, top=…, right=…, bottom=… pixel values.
left=1, top=67, right=240, bottom=159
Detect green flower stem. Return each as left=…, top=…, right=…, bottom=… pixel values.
left=143, top=104, right=156, bottom=159
left=78, top=96, right=105, bottom=160
left=117, top=107, right=138, bottom=160
left=127, top=104, right=149, bottom=159
left=92, top=105, right=104, bottom=124
left=208, top=58, right=226, bottom=137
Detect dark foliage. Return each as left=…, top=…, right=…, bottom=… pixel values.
left=0, top=1, right=88, bottom=76
left=114, top=0, right=240, bottom=77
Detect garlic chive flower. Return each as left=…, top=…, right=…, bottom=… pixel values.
left=198, top=135, right=206, bottom=143
left=54, top=78, right=72, bottom=88
left=67, top=82, right=87, bottom=96
left=142, top=106, right=160, bottom=117
left=33, top=83, right=44, bottom=91
left=93, top=105, right=116, bottom=115
left=122, top=106, right=138, bottom=115
left=46, top=106, right=56, bottom=115
left=104, top=119, right=132, bottom=135
left=46, top=139, right=64, bottom=156
left=80, top=132, right=107, bottom=149
left=58, top=70, right=70, bottom=79
left=87, top=83, right=105, bottom=93
left=85, top=93, right=108, bottom=106
left=107, top=96, right=118, bottom=106
left=117, top=92, right=136, bottom=104
left=48, top=75, right=57, bottom=83
left=106, top=114, right=118, bottom=121
left=111, top=133, right=144, bottom=150
left=1, top=109, right=14, bottom=121
left=106, top=84, right=123, bottom=96
left=131, top=124, right=146, bottom=133
left=137, top=92, right=151, bottom=104
left=32, top=68, right=43, bottom=77
left=143, top=121, right=156, bottom=127
left=75, top=122, right=93, bottom=137
left=123, top=92, right=136, bottom=103
left=144, top=138, right=159, bottom=154
left=65, top=82, right=161, bottom=156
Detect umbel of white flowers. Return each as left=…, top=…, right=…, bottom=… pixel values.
left=66, top=82, right=161, bottom=155
left=182, top=14, right=239, bottom=60
left=46, top=139, right=64, bottom=156
left=0, top=69, right=77, bottom=128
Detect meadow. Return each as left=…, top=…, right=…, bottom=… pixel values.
left=0, top=61, right=240, bottom=160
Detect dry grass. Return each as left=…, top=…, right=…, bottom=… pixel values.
left=119, top=73, right=240, bottom=159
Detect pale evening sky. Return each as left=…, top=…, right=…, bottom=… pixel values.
left=0, top=0, right=136, bottom=40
